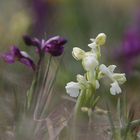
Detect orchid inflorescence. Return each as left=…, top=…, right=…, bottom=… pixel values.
left=0, top=35, right=67, bottom=114
left=0, top=34, right=67, bottom=139
left=1, top=35, right=67, bottom=71
left=65, top=33, right=126, bottom=118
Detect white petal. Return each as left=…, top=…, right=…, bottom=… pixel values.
left=20, top=51, right=30, bottom=58
left=88, top=42, right=96, bottom=49
left=99, top=64, right=114, bottom=80
left=108, top=65, right=117, bottom=73
left=110, top=81, right=122, bottom=95
left=65, top=82, right=80, bottom=97
left=90, top=38, right=95, bottom=42
left=67, top=89, right=79, bottom=97
left=110, top=86, right=116, bottom=95
left=99, top=64, right=107, bottom=73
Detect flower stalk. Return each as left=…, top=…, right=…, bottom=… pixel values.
left=26, top=51, right=45, bottom=113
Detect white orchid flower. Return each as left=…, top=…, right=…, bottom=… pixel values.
left=65, top=82, right=80, bottom=97
left=99, top=64, right=126, bottom=84
left=99, top=64, right=126, bottom=95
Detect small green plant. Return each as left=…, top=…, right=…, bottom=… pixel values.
left=66, top=33, right=126, bottom=117
left=65, top=33, right=140, bottom=140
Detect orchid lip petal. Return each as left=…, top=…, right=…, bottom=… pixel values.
left=20, top=58, right=36, bottom=70
left=1, top=52, right=15, bottom=64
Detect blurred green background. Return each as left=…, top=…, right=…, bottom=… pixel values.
left=0, top=0, right=140, bottom=121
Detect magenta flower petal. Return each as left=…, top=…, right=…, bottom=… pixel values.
left=20, top=58, right=36, bottom=71
left=1, top=52, right=15, bottom=64
left=46, top=45, right=64, bottom=56
left=46, top=36, right=67, bottom=46
left=23, top=35, right=67, bottom=56
left=23, top=35, right=41, bottom=47
left=1, top=46, right=36, bottom=70
left=11, top=46, right=22, bottom=58
left=45, top=36, right=67, bottom=56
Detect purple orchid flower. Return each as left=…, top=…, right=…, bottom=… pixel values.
left=123, top=28, right=140, bottom=73
left=23, top=35, right=67, bottom=56
left=1, top=46, right=36, bottom=70
left=115, top=28, right=140, bottom=73
left=115, top=10, right=140, bottom=74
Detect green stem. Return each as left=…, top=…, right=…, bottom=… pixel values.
left=74, top=89, right=87, bottom=120
left=25, top=52, right=44, bottom=113
left=34, top=56, right=52, bottom=117
left=72, top=89, right=88, bottom=140
left=96, top=45, right=101, bottom=62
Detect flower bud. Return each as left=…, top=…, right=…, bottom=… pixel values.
left=72, top=47, right=85, bottom=60
left=81, top=107, right=89, bottom=112
left=95, top=107, right=108, bottom=115
left=95, top=33, right=106, bottom=46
